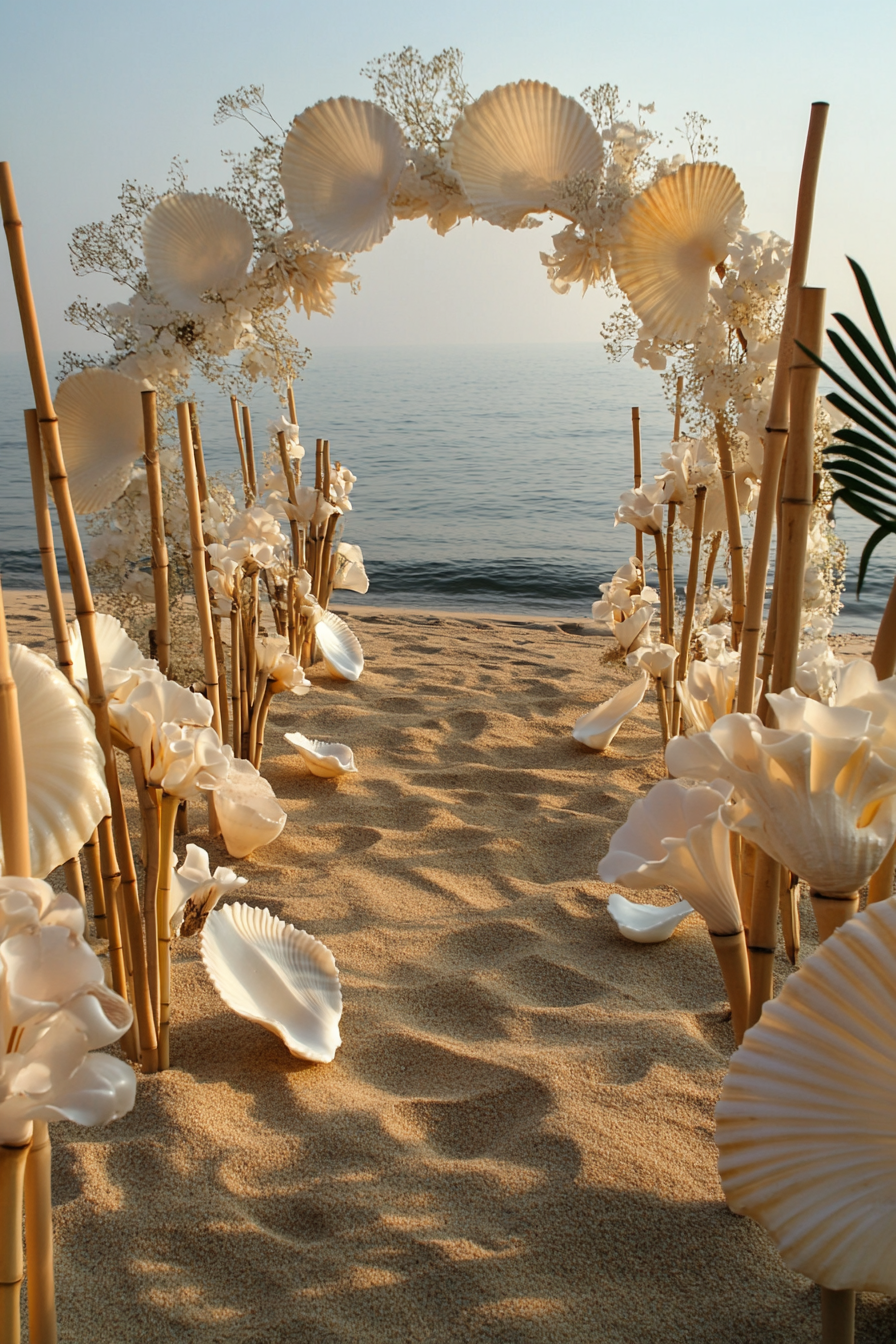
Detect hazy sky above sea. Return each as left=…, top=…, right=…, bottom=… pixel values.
left=1, top=0, right=894, bottom=357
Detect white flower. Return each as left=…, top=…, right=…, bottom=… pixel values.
left=615, top=478, right=670, bottom=533
left=254, top=636, right=312, bottom=696
left=151, top=724, right=231, bottom=799
left=626, top=641, right=678, bottom=678
left=168, top=844, right=247, bottom=936
left=215, top=754, right=287, bottom=858
left=69, top=612, right=157, bottom=701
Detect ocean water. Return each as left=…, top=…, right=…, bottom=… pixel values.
left=0, top=345, right=891, bottom=634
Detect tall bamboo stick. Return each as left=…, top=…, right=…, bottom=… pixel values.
left=287, top=383, right=298, bottom=427
left=188, top=403, right=209, bottom=505
left=0, top=1137, right=30, bottom=1343
left=736, top=103, right=829, bottom=712
left=0, top=581, right=31, bottom=877
left=141, top=392, right=170, bottom=676
left=24, top=411, right=72, bottom=679
left=1, top=163, right=158, bottom=1071
left=671, top=486, right=707, bottom=736
left=276, top=431, right=302, bottom=569
left=23, top=1119, right=56, bottom=1344
left=128, top=745, right=160, bottom=1029
left=156, top=793, right=179, bottom=1071
left=704, top=531, right=722, bottom=595
left=631, top=408, right=644, bottom=571
left=230, top=396, right=250, bottom=506
left=175, top=403, right=222, bottom=740
left=715, top=419, right=745, bottom=648
left=672, top=375, right=683, bottom=442
left=868, top=566, right=896, bottom=910
left=240, top=404, right=257, bottom=502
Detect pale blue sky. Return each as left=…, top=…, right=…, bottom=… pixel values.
left=2, top=0, right=894, bottom=354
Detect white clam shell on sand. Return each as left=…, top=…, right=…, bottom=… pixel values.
left=607, top=893, right=693, bottom=944
left=3, top=645, right=109, bottom=878
left=315, top=610, right=364, bottom=682
left=449, top=81, right=603, bottom=230
left=284, top=732, right=357, bottom=778
left=612, top=163, right=745, bottom=342
left=143, top=192, right=254, bottom=312
left=201, top=903, right=342, bottom=1063
left=716, top=897, right=896, bottom=1294
left=55, top=368, right=146, bottom=514
left=280, top=97, right=406, bottom=254
left=572, top=672, right=648, bottom=750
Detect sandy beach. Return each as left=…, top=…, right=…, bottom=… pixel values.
left=4, top=592, right=894, bottom=1343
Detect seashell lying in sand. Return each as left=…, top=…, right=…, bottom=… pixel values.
left=280, top=97, right=406, bottom=253
left=201, top=903, right=342, bottom=1062
left=612, top=163, right=745, bottom=341
left=284, top=732, right=357, bottom=778
left=143, top=192, right=254, bottom=312
left=449, top=81, right=603, bottom=229
left=716, top=896, right=896, bottom=1294
left=572, top=672, right=648, bottom=750
left=55, top=368, right=146, bottom=513
left=315, top=610, right=364, bottom=682
left=607, top=892, right=693, bottom=943
left=215, top=756, right=286, bottom=858
left=2, top=645, right=109, bottom=878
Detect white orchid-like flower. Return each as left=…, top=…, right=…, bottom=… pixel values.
left=626, top=641, right=678, bottom=678
left=223, top=507, right=287, bottom=565
left=254, top=636, right=312, bottom=696
left=110, top=673, right=228, bottom=796
left=828, top=660, right=896, bottom=748
left=215, top=754, right=287, bottom=858
left=149, top=724, right=231, bottom=799
left=206, top=542, right=244, bottom=616
left=697, top=623, right=736, bottom=666
left=168, top=844, right=247, bottom=936
left=329, top=465, right=356, bottom=510
left=794, top=639, right=845, bottom=704
left=598, top=779, right=741, bottom=935
left=0, top=876, right=135, bottom=1145
left=610, top=557, right=644, bottom=592
left=572, top=672, right=649, bottom=750
left=677, top=658, right=758, bottom=734
left=614, top=478, right=670, bottom=533
left=267, top=415, right=304, bottom=459
left=610, top=605, right=654, bottom=652
left=332, top=543, right=369, bottom=595
left=69, top=612, right=157, bottom=701
left=667, top=700, right=896, bottom=895
left=658, top=436, right=720, bottom=506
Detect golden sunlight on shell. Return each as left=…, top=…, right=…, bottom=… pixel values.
left=1, top=645, right=109, bottom=879
left=612, top=163, right=745, bottom=342
left=284, top=732, right=357, bottom=778
left=315, top=610, right=364, bottom=682
left=55, top=368, right=146, bottom=514
left=143, top=192, right=254, bottom=312
left=201, top=903, right=342, bottom=1063
left=716, top=897, right=896, bottom=1294
left=280, top=97, right=406, bottom=253
left=448, top=81, right=603, bottom=229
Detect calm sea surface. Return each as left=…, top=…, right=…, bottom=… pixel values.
left=0, top=345, right=890, bottom=634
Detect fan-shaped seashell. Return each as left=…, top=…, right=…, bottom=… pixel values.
left=607, top=892, right=693, bottom=943
left=1, top=645, right=109, bottom=879
left=201, top=903, right=342, bottom=1062
left=315, top=610, right=364, bottom=682
left=143, top=192, right=254, bottom=312
left=449, top=81, right=603, bottom=230
left=280, top=98, right=406, bottom=253
left=612, top=163, right=745, bottom=342
left=572, top=672, right=648, bottom=750
left=284, top=732, right=357, bottom=778
left=716, top=897, right=896, bottom=1294
left=55, top=368, right=145, bottom=513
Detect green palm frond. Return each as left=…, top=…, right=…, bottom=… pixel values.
left=798, top=258, right=896, bottom=595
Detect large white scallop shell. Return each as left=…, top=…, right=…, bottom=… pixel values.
left=572, top=672, right=648, bottom=750
left=280, top=97, right=406, bottom=253
left=284, top=731, right=357, bottom=778
left=315, top=610, right=364, bottom=682
left=612, top=163, right=745, bottom=342
left=143, top=192, right=254, bottom=312
left=448, top=81, right=603, bottom=229
left=716, top=896, right=896, bottom=1294
left=200, top=903, right=342, bottom=1062
left=55, top=368, right=145, bottom=514
left=1, top=645, right=109, bottom=879
left=607, top=892, right=693, bottom=943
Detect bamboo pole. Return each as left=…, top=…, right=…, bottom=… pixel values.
left=652, top=527, right=670, bottom=651
left=23, top=1120, right=56, bottom=1344
left=868, top=585, right=896, bottom=902
left=665, top=501, right=677, bottom=644
left=175, top=404, right=222, bottom=740
left=673, top=375, right=683, bottom=442
left=156, top=793, right=179, bottom=1071
left=23, top=411, right=72, bottom=679
left=1, top=162, right=158, bottom=1071
left=780, top=870, right=801, bottom=964
left=230, top=396, right=251, bottom=507
left=286, top=383, right=298, bottom=427
left=736, top=103, right=829, bottom=712
left=820, top=1288, right=855, bottom=1344
left=0, top=580, right=31, bottom=876
left=671, top=487, right=707, bottom=736
left=704, top=531, right=722, bottom=595
left=810, top=892, right=859, bottom=942
left=631, top=408, right=643, bottom=571
left=240, top=404, right=257, bottom=502
left=230, top=602, right=242, bottom=756
left=128, top=746, right=160, bottom=1029
left=81, top=828, right=106, bottom=940
left=708, top=930, right=751, bottom=1046
left=141, top=392, right=170, bottom=676
left=188, top=403, right=209, bottom=506
left=715, top=419, right=745, bottom=648
left=276, top=431, right=302, bottom=569
left=0, top=1138, right=30, bottom=1344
